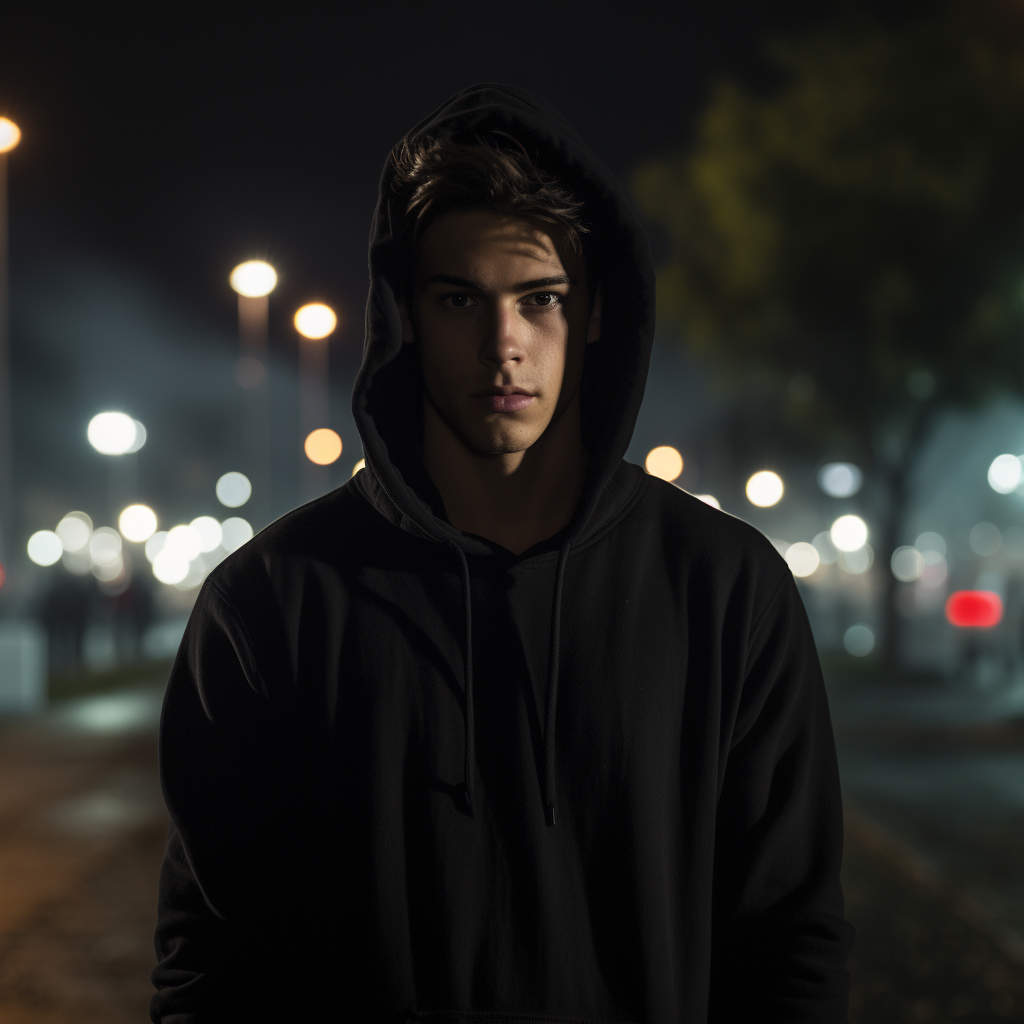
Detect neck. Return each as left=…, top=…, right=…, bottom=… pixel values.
left=421, top=395, right=587, bottom=556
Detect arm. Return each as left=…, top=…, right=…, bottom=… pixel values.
left=708, top=575, right=856, bottom=1024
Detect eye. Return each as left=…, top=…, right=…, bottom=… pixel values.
left=441, top=293, right=476, bottom=309
left=526, top=292, right=563, bottom=307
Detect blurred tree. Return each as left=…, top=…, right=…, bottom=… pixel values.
left=632, top=2, right=1024, bottom=666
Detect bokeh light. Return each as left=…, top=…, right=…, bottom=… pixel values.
left=294, top=303, right=338, bottom=339
left=304, top=428, right=343, bottom=466
left=126, top=419, right=147, bottom=454
left=830, top=514, right=868, bottom=552
left=784, top=541, right=820, bottom=577
left=839, top=545, right=873, bottom=574
left=969, top=522, right=1001, bottom=557
left=695, top=494, right=720, bottom=509
left=89, top=527, right=122, bottom=567
left=891, top=545, right=924, bottom=582
left=844, top=624, right=875, bottom=656
left=221, top=517, right=254, bottom=553
left=230, top=261, right=277, bottom=298
left=145, top=532, right=168, bottom=563
left=216, top=471, right=251, bottom=507
left=190, top=516, right=223, bottom=552
left=645, top=446, right=684, bottom=482
left=946, top=590, right=1003, bottom=628
left=119, top=504, right=157, bottom=543
left=87, top=412, right=138, bottom=455
left=987, top=454, right=1023, bottom=494
left=27, top=531, right=63, bottom=566
left=745, top=471, right=783, bottom=507
left=812, top=531, right=840, bottom=565
left=0, top=117, right=21, bottom=153
left=352, top=459, right=366, bottom=477
left=165, top=524, right=202, bottom=562
left=915, top=532, right=946, bottom=556
left=817, top=463, right=862, bottom=498
left=56, top=512, right=92, bottom=552
left=153, top=549, right=189, bottom=585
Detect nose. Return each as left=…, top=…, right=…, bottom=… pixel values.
left=478, top=301, right=525, bottom=371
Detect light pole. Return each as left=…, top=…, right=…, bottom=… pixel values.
left=229, top=261, right=276, bottom=530
left=294, top=303, right=339, bottom=502
left=0, top=117, right=21, bottom=582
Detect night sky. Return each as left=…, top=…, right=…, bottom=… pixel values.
left=1, top=1, right=901, bottom=593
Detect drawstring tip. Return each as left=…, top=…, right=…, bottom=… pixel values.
left=544, top=803, right=556, bottom=827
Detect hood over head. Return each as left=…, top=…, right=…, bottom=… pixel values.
left=352, top=83, right=656, bottom=553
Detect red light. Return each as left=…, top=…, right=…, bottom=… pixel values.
left=946, top=590, right=1003, bottom=628
left=0, top=562, right=5, bottom=588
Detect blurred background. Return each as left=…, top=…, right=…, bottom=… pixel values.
left=1, top=2, right=1023, bottom=1021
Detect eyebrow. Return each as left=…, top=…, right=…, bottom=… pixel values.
left=420, top=273, right=572, bottom=292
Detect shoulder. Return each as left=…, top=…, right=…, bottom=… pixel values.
left=628, top=469, right=794, bottom=616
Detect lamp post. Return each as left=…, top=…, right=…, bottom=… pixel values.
left=294, top=303, right=338, bottom=502
left=229, top=261, right=276, bottom=530
left=0, top=117, right=21, bottom=581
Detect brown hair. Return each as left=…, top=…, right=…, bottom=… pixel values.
left=389, top=130, right=595, bottom=303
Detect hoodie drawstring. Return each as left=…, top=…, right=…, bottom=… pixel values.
left=450, top=541, right=476, bottom=816
left=449, top=538, right=572, bottom=828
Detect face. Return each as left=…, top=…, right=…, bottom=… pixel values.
left=401, top=208, right=601, bottom=457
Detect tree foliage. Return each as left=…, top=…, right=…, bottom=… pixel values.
left=633, top=4, right=1024, bottom=471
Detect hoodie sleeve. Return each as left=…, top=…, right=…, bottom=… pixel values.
left=149, top=576, right=332, bottom=1024
left=707, top=573, right=856, bottom=1024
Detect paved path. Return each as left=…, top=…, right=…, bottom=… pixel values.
left=0, top=677, right=1021, bottom=1022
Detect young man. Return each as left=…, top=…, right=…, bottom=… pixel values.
left=151, top=84, right=855, bottom=1023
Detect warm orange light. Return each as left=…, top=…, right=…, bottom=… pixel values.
left=230, top=260, right=277, bottom=297
left=645, top=446, right=684, bottom=482
left=294, top=303, right=337, bottom=340
left=946, top=590, right=1003, bottom=628
left=304, top=428, right=342, bottom=465
left=0, top=118, right=21, bottom=154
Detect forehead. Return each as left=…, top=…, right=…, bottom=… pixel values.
left=414, top=209, right=579, bottom=282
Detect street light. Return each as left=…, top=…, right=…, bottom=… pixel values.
left=294, top=303, right=339, bottom=501
left=0, top=117, right=21, bottom=578
left=87, top=412, right=146, bottom=523
left=230, top=260, right=276, bottom=528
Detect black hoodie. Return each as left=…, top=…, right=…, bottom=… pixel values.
left=151, top=84, right=855, bottom=1024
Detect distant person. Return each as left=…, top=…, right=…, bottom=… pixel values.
left=151, top=84, right=855, bottom=1023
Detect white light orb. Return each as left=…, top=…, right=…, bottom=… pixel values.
left=92, top=556, right=124, bottom=582
left=216, top=471, right=252, bottom=508
left=126, top=419, right=147, bottom=453
left=294, top=303, right=338, bottom=340
left=165, top=524, right=202, bottom=562
left=145, top=531, right=168, bottom=563
left=987, top=454, right=1023, bottom=494
left=0, top=117, right=21, bottom=154
left=840, top=545, right=874, bottom=574
left=55, top=512, right=93, bottom=552
left=745, top=471, right=784, bottom=508
left=27, top=530, right=63, bottom=566
left=89, top=527, right=123, bottom=567
left=119, top=504, right=157, bottom=543
left=87, top=412, right=138, bottom=455
left=190, top=516, right=223, bottom=552
left=969, top=522, right=1001, bottom=557
left=230, top=260, right=277, bottom=298
left=220, top=517, right=253, bottom=553
left=645, top=446, right=684, bottom=482
left=153, top=548, right=190, bottom=585
left=812, top=531, right=840, bottom=565
left=817, top=462, right=862, bottom=498
left=915, top=532, right=946, bottom=557
left=695, top=494, right=721, bottom=509
left=891, top=546, right=924, bottom=582
left=830, top=514, right=868, bottom=552
left=784, top=541, right=821, bottom=578
left=843, top=624, right=875, bottom=657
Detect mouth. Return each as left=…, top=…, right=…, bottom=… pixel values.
left=471, top=386, right=534, bottom=397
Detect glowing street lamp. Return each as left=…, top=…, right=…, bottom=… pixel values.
left=0, top=117, right=21, bottom=571
left=230, top=260, right=276, bottom=529
left=295, top=303, right=339, bottom=500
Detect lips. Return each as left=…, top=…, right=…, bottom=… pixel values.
left=474, top=391, right=534, bottom=413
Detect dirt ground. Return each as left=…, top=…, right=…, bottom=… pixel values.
left=0, top=723, right=1022, bottom=1022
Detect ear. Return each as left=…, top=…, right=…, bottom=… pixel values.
left=399, top=296, right=416, bottom=345
left=586, top=286, right=602, bottom=345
